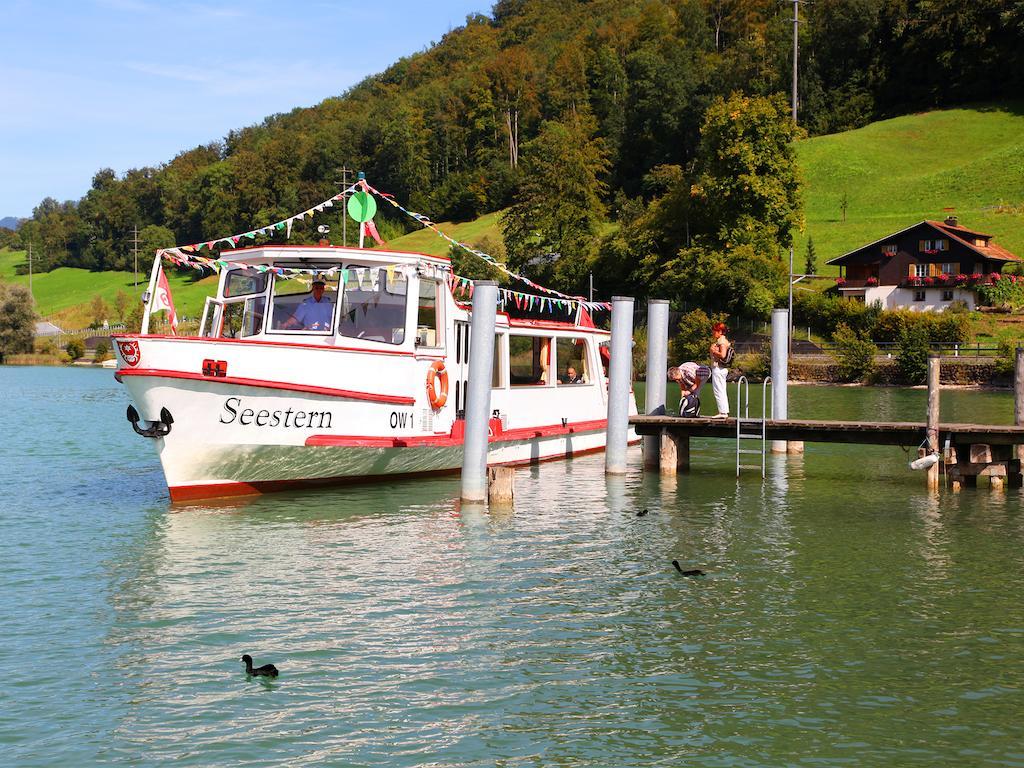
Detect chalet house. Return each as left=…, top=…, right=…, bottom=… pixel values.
left=827, top=217, right=1020, bottom=311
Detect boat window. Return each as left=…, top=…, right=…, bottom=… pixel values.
left=493, top=333, right=505, bottom=388
left=556, top=337, right=590, bottom=385
left=223, top=268, right=269, bottom=298
left=338, top=265, right=408, bottom=345
left=269, top=270, right=340, bottom=333
left=509, top=335, right=553, bottom=386
left=416, top=279, right=444, bottom=348
left=219, top=297, right=266, bottom=339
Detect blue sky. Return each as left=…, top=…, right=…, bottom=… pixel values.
left=0, top=0, right=488, bottom=218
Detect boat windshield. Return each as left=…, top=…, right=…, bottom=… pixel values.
left=269, top=269, right=340, bottom=333
left=338, top=264, right=408, bottom=345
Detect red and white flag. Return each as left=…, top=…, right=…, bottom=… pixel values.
left=363, top=219, right=385, bottom=246
left=152, top=266, right=178, bottom=334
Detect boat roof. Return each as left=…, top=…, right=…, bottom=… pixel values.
left=215, top=244, right=451, bottom=267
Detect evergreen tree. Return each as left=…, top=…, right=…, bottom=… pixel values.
left=805, top=236, right=817, bottom=276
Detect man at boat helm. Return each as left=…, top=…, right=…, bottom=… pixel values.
left=284, top=274, right=334, bottom=331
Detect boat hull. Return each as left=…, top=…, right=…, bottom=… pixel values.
left=120, top=369, right=626, bottom=501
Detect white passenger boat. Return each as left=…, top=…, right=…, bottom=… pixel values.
left=113, top=243, right=637, bottom=501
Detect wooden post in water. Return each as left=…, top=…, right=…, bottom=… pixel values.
left=927, top=353, right=940, bottom=491
left=659, top=429, right=689, bottom=475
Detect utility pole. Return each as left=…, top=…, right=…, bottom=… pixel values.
left=132, top=224, right=140, bottom=287
left=28, top=240, right=33, bottom=300
left=792, top=0, right=800, bottom=125
left=589, top=272, right=594, bottom=303
left=334, top=166, right=352, bottom=247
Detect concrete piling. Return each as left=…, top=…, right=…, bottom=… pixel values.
left=770, top=308, right=789, bottom=454
left=605, top=296, right=635, bottom=475
left=927, top=353, right=940, bottom=491
left=460, top=281, right=499, bottom=503
left=643, top=300, right=670, bottom=469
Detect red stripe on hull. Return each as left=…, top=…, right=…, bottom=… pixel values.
left=118, top=368, right=415, bottom=405
left=304, top=418, right=609, bottom=447
left=111, top=334, right=415, bottom=357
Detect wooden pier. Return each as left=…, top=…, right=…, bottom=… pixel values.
left=629, top=415, right=1024, bottom=489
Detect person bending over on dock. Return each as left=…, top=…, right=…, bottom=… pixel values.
left=284, top=274, right=334, bottom=331
left=668, top=362, right=711, bottom=418
left=709, top=322, right=732, bottom=419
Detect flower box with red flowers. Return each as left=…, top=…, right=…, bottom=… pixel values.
left=866, top=277, right=879, bottom=286
left=923, top=277, right=935, bottom=286
left=835, top=277, right=847, bottom=286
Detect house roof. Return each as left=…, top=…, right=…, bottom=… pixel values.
left=926, top=220, right=1019, bottom=262
left=827, top=220, right=1020, bottom=266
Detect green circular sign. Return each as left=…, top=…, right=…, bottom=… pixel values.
left=347, top=190, right=377, bottom=223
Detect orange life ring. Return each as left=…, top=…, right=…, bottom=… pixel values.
left=426, top=360, right=449, bottom=409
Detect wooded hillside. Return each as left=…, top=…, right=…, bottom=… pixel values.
left=7, top=0, right=1023, bottom=314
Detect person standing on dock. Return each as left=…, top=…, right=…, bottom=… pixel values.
left=709, top=322, right=732, bottom=419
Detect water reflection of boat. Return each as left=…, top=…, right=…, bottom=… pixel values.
left=113, top=244, right=636, bottom=501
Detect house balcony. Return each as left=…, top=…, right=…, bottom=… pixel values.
left=835, top=279, right=876, bottom=290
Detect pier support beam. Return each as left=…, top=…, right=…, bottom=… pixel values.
left=606, top=296, right=635, bottom=475
left=927, top=353, right=940, bottom=491
left=770, top=308, right=789, bottom=453
left=643, top=300, right=670, bottom=469
left=460, top=281, right=499, bottom=503
left=659, top=429, right=689, bottom=475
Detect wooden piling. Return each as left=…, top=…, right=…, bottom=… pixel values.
left=659, top=429, right=689, bottom=476
left=927, top=353, right=940, bottom=491
left=487, top=466, right=515, bottom=505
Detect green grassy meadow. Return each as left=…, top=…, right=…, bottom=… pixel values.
left=384, top=210, right=505, bottom=257
left=794, top=103, right=1024, bottom=274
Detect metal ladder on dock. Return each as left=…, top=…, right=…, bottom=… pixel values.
left=735, top=376, right=772, bottom=478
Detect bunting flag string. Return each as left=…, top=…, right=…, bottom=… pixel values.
left=357, top=179, right=609, bottom=311
left=155, top=181, right=362, bottom=262
left=150, top=171, right=608, bottom=317
left=447, top=271, right=611, bottom=314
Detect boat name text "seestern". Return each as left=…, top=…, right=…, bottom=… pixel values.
left=219, top=397, right=333, bottom=429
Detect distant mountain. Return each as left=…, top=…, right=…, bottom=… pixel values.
left=0, top=216, right=22, bottom=230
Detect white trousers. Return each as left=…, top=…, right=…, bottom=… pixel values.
left=711, top=365, right=729, bottom=415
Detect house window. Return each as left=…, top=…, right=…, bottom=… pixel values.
left=920, top=239, right=949, bottom=252
left=914, top=290, right=926, bottom=302
left=941, top=262, right=958, bottom=275
left=881, top=244, right=898, bottom=256
left=942, top=290, right=954, bottom=301
left=914, top=264, right=928, bottom=278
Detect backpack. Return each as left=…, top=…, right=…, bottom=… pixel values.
left=721, top=344, right=735, bottom=366
left=679, top=394, right=701, bottom=418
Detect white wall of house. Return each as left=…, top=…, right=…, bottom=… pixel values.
left=864, top=285, right=975, bottom=311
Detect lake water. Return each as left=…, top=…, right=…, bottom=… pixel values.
left=2, top=366, right=1023, bottom=767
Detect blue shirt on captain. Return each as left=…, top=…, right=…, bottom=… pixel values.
left=294, top=295, right=334, bottom=330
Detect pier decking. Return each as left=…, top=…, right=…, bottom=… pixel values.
left=630, top=416, right=1024, bottom=447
